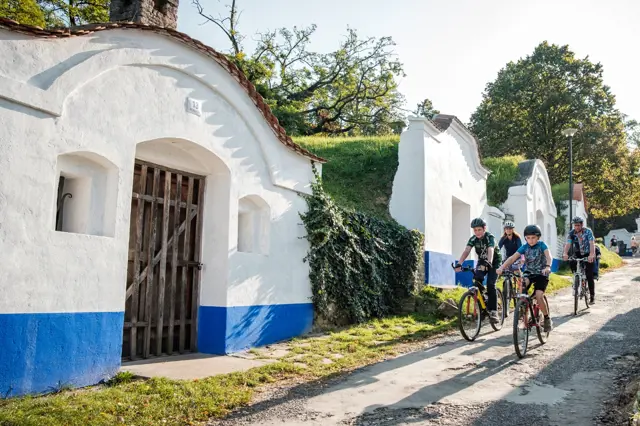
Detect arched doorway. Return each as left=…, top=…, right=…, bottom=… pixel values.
left=123, top=138, right=230, bottom=361
left=536, top=210, right=545, bottom=241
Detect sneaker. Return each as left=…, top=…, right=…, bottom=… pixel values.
left=590, top=296, right=595, bottom=304
left=489, top=310, right=500, bottom=324
left=543, top=317, right=553, bottom=332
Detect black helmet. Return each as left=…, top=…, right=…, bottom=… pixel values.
left=523, top=224, right=542, bottom=237
left=470, top=218, right=487, bottom=228
left=503, top=220, right=515, bottom=229
left=572, top=216, right=584, bottom=224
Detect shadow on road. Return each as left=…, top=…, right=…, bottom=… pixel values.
left=212, top=321, right=512, bottom=423
left=344, top=307, right=640, bottom=426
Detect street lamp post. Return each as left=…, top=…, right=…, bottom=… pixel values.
left=562, top=128, right=578, bottom=231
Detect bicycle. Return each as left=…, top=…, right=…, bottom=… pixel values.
left=501, top=267, right=523, bottom=318
left=452, top=263, right=505, bottom=341
left=512, top=272, right=550, bottom=358
left=568, top=257, right=590, bottom=315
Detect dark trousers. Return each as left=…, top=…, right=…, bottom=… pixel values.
left=475, top=267, right=498, bottom=311
left=570, top=257, right=595, bottom=297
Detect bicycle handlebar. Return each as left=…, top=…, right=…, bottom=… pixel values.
left=451, top=262, right=474, bottom=273
left=567, top=257, right=590, bottom=262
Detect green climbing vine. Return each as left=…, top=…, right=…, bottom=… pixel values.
left=299, top=165, right=424, bottom=324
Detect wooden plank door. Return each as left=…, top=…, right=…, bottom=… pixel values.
left=122, top=160, right=205, bottom=361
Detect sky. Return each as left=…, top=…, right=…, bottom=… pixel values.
left=176, top=0, right=640, bottom=123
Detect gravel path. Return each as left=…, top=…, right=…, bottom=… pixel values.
left=211, top=259, right=640, bottom=426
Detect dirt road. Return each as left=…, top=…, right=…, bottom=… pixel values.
left=212, top=259, right=640, bottom=425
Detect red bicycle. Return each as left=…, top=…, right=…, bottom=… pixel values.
left=512, top=272, right=550, bottom=358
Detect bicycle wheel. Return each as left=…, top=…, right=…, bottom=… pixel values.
left=502, top=278, right=511, bottom=317
left=573, top=275, right=580, bottom=315
left=536, top=295, right=550, bottom=344
left=491, top=288, right=505, bottom=331
left=513, top=298, right=529, bottom=358
left=458, top=291, right=481, bottom=341
left=583, top=280, right=590, bottom=309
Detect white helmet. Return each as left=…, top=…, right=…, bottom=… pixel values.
left=503, top=220, right=515, bottom=229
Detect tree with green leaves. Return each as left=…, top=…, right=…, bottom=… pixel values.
left=413, top=98, right=439, bottom=118
left=0, top=0, right=46, bottom=27
left=470, top=41, right=640, bottom=218
left=193, top=0, right=405, bottom=136
left=36, top=0, right=109, bottom=27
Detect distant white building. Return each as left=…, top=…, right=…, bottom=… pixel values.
left=0, top=7, right=323, bottom=396
left=501, top=159, right=558, bottom=269
left=390, top=114, right=490, bottom=287
left=604, top=218, right=640, bottom=255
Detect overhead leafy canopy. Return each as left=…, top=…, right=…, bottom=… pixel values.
left=193, top=0, right=406, bottom=136
left=0, top=0, right=45, bottom=27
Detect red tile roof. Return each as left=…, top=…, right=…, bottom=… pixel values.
left=573, top=183, right=588, bottom=210
left=0, top=17, right=326, bottom=163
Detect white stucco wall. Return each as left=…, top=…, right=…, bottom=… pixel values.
left=0, top=28, right=315, bottom=315
left=390, top=117, right=489, bottom=286
left=391, top=117, right=488, bottom=254
left=501, top=160, right=558, bottom=255
left=483, top=205, right=506, bottom=239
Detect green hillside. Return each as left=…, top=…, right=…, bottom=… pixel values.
left=295, top=136, right=400, bottom=219
left=483, top=155, right=525, bottom=206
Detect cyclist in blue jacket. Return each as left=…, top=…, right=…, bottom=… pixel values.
left=562, top=216, right=596, bottom=304
left=498, top=224, right=553, bottom=332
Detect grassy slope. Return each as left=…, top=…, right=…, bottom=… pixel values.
left=296, top=135, right=400, bottom=219
left=483, top=155, right=525, bottom=206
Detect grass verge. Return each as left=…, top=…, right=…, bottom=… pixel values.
left=0, top=290, right=460, bottom=426
left=554, top=243, right=623, bottom=277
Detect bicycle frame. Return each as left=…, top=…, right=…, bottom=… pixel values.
left=515, top=284, right=542, bottom=330
left=454, top=264, right=488, bottom=311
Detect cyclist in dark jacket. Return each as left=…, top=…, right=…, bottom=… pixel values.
left=498, top=220, right=523, bottom=258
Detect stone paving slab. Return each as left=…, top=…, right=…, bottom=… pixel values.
left=121, top=352, right=276, bottom=380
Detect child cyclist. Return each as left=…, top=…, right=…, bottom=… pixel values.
left=497, top=224, right=553, bottom=332
left=498, top=220, right=524, bottom=317
left=454, top=218, right=502, bottom=324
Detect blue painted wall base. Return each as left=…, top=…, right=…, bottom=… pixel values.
left=424, top=250, right=475, bottom=288
left=425, top=251, right=564, bottom=287
left=0, top=311, right=124, bottom=398
left=198, top=303, right=314, bottom=354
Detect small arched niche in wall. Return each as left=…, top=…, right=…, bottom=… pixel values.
left=237, top=195, right=270, bottom=255
left=54, top=152, right=119, bottom=237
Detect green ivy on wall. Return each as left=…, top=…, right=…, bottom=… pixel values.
left=299, top=165, right=424, bottom=324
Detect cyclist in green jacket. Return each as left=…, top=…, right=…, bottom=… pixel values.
left=454, top=218, right=502, bottom=324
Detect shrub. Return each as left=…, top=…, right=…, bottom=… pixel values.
left=300, top=165, right=424, bottom=324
